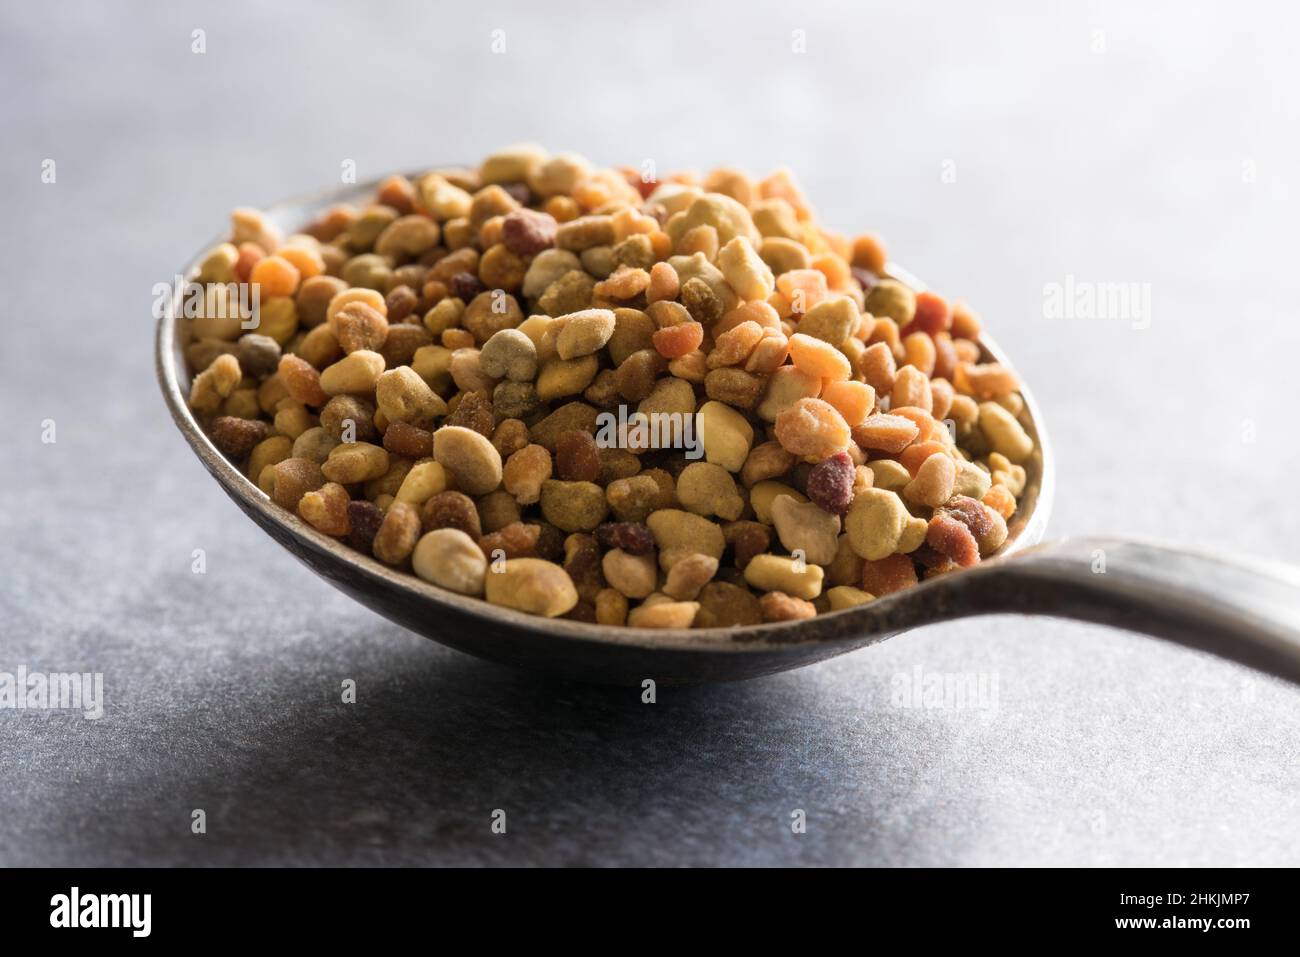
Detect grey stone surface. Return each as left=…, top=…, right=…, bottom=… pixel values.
left=1, top=1, right=1298, bottom=866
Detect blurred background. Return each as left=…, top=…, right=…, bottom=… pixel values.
left=2, top=1, right=1298, bottom=866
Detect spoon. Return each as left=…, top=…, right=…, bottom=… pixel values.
left=156, top=174, right=1300, bottom=685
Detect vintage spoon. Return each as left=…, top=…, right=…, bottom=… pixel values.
left=156, top=175, right=1300, bottom=685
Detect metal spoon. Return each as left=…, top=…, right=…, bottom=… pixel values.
left=156, top=175, right=1300, bottom=685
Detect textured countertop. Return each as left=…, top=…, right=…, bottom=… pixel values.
left=2, top=1, right=1298, bottom=866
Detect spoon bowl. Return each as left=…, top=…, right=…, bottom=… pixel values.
left=158, top=173, right=1300, bottom=686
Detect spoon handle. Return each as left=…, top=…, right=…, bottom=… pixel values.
left=961, top=538, right=1300, bottom=683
